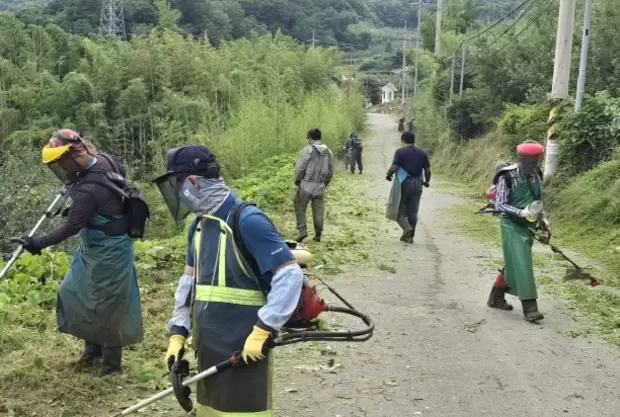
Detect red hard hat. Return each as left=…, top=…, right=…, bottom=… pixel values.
left=516, top=141, right=544, bottom=156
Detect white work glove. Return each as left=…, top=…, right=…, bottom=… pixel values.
left=518, top=201, right=542, bottom=219
left=518, top=207, right=535, bottom=218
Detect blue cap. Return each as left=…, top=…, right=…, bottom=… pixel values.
left=153, top=145, right=218, bottom=183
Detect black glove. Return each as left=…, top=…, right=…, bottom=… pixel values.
left=423, top=182, right=430, bottom=188
left=386, top=175, right=392, bottom=182
left=11, top=236, right=42, bottom=255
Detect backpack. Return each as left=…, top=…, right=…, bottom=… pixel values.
left=491, top=163, right=543, bottom=188
left=353, top=136, right=363, bottom=150
left=79, top=153, right=150, bottom=239
left=486, top=162, right=543, bottom=205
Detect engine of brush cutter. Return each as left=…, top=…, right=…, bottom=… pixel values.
left=486, top=185, right=496, bottom=205
left=284, top=240, right=329, bottom=329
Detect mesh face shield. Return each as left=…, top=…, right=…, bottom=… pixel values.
left=47, top=155, right=82, bottom=185
left=517, top=154, right=542, bottom=174
left=154, top=175, right=190, bottom=223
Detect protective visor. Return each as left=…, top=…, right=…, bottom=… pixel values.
left=42, top=144, right=81, bottom=185
left=154, top=175, right=190, bottom=223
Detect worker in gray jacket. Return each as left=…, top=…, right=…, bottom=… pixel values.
left=294, top=128, right=334, bottom=243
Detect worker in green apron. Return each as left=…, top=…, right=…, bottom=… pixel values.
left=492, top=141, right=550, bottom=322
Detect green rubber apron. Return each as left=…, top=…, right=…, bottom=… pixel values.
left=500, top=173, right=541, bottom=301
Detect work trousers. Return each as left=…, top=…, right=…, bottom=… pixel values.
left=397, top=177, right=423, bottom=235
left=84, top=341, right=122, bottom=368
left=350, top=150, right=363, bottom=173
left=294, top=188, right=324, bottom=237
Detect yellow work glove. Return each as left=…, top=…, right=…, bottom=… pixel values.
left=165, top=334, right=186, bottom=370
left=242, top=326, right=272, bottom=364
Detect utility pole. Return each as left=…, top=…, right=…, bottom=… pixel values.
left=575, top=0, right=592, bottom=111
left=402, top=20, right=407, bottom=105
left=459, top=41, right=467, bottom=96
left=414, top=1, right=422, bottom=97
left=449, top=52, right=456, bottom=103
left=543, top=0, right=576, bottom=179
left=435, top=0, right=442, bottom=55
left=99, top=0, right=126, bottom=39
left=312, top=30, right=315, bottom=50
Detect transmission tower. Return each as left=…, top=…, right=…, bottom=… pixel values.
left=99, top=0, right=127, bottom=39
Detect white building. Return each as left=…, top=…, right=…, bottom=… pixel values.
left=381, top=83, right=398, bottom=104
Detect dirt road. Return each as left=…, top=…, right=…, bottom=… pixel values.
left=275, top=113, right=620, bottom=416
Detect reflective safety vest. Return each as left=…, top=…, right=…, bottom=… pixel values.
left=192, top=208, right=266, bottom=355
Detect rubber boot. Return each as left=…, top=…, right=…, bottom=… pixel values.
left=521, top=299, right=544, bottom=322
left=486, top=270, right=513, bottom=311
left=399, top=231, right=410, bottom=242
left=312, top=233, right=321, bottom=242
left=75, top=341, right=102, bottom=370
left=406, top=229, right=414, bottom=243
left=295, top=233, right=308, bottom=243
left=99, top=346, right=123, bottom=377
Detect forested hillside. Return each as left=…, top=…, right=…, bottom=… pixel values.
left=0, top=0, right=365, bottom=255
left=5, top=0, right=375, bottom=49
left=1, top=0, right=523, bottom=50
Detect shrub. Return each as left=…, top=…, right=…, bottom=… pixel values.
left=557, top=92, right=620, bottom=177
left=498, top=102, right=548, bottom=151
left=446, top=89, right=486, bottom=140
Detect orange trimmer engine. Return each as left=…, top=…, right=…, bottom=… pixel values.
left=285, top=280, right=329, bottom=329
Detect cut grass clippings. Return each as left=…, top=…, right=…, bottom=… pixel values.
left=441, top=185, right=620, bottom=349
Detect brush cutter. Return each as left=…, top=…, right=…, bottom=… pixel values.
left=111, top=276, right=374, bottom=416
left=530, top=232, right=600, bottom=286
left=0, top=185, right=72, bottom=280
left=474, top=207, right=600, bottom=286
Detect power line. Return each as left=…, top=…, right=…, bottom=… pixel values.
left=449, top=0, right=538, bottom=101
left=486, top=0, right=545, bottom=48
left=463, top=0, right=536, bottom=44
left=491, top=0, right=555, bottom=55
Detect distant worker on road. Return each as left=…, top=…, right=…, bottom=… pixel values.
left=385, top=132, right=430, bottom=244
left=345, top=132, right=363, bottom=174
left=398, top=117, right=405, bottom=133
left=293, top=128, right=334, bottom=243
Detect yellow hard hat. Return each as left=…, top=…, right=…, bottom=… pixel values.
left=42, top=144, right=71, bottom=164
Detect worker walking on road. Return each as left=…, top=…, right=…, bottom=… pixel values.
left=156, top=145, right=304, bottom=417
left=490, top=141, right=549, bottom=322
left=385, top=132, right=430, bottom=243
left=12, top=129, right=144, bottom=376
left=345, top=132, right=363, bottom=174
left=293, top=128, right=334, bottom=243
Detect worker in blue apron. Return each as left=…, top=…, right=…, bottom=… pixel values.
left=154, top=145, right=304, bottom=416
left=13, top=129, right=143, bottom=377
left=385, top=131, right=431, bottom=243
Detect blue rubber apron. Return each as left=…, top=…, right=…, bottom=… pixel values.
left=386, top=167, right=409, bottom=222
